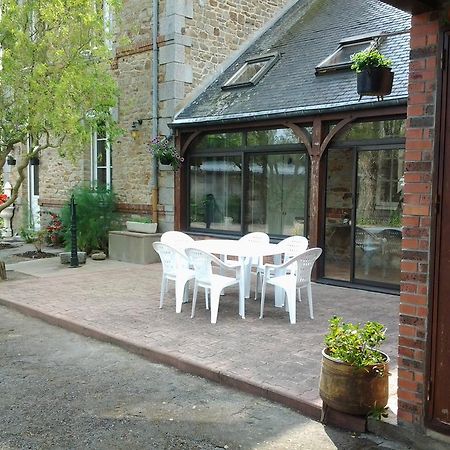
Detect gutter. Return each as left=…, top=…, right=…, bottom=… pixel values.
left=151, top=0, right=159, bottom=224
left=170, top=97, right=408, bottom=129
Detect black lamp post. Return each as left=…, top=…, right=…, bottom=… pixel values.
left=69, top=194, right=79, bottom=268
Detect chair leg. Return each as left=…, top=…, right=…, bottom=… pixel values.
left=191, top=282, right=198, bottom=318
left=307, top=283, right=314, bottom=319
left=175, top=278, right=188, bottom=313
left=159, top=276, right=166, bottom=308
left=260, top=279, right=267, bottom=319
left=286, top=289, right=296, bottom=324
left=210, top=287, right=221, bottom=324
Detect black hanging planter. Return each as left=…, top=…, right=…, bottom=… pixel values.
left=29, top=157, right=40, bottom=165
left=357, top=67, right=394, bottom=101
left=158, top=154, right=173, bottom=166
left=6, top=156, right=16, bottom=166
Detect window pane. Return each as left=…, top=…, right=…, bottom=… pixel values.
left=247, top=128, right=299, bottom=146
left=97, top=168, right=107, bottom=186
left=247, top=153, right=308, bottom=235
left=334, top=119, right=405, bottom=142
left=355, top=149, right=404, bottom=285
left=324, top=149, right=353, bottom=282
left=194, top=133, right=243, bottom=150
left=97, top=139, right=106, bottom=166
left=189, top=156, right=242, bottom=231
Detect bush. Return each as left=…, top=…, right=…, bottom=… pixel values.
left=46, top=212, right=65, bottom=246
left=61, top=185, right=119, bottom=254
left=324, top=316, right=386, bottom=368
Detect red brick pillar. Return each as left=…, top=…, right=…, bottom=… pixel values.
left=399, top=11, right=439, bottom=427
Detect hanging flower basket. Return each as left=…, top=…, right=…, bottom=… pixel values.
left=351, top=49, right=394, bottom=100
left=149, top=136, right=184, bottom=171
left=356, top=67, right=394, bottom=99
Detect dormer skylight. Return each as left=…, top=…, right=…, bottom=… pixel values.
left=222, top=53, right=279, bottom=89
left=315, top=33, right=381, bottom=74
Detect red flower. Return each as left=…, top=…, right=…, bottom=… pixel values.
left=0, top=194, right=8, bottom=205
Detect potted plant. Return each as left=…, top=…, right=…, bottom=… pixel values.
left=149, top=136, right=184, bottom=170
left=319, top=316, right=390, bottom=416
left=125, top=215, right=157, bottom=233
left=350, top=48, right=394, bottom=100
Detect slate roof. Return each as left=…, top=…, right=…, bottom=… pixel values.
left=173, top=0, right=410, bottom=127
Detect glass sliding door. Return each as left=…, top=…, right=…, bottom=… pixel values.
left=247, top=153, right=308, bottom=235
left=323, top=146, right=404, bottom=288
left=355, top=148, right=404, bottom=285
left=323, top=148, right=353, bottom=281
left=189, top=155, right=242, bottom=232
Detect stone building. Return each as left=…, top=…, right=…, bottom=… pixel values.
left=5, top=0, right=293, bottom=233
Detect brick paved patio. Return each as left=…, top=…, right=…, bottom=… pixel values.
left=0, top=257, right=399, bottom=420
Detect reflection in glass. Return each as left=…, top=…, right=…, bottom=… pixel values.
left=355, top=149, right=404, bottom=284
left=247, top=153, right=307, bottom=235
left=194, top=132, right=243, bottom=150
left=334, top=119, right=405, bottom=142
left=247, top=128, right=299, bottom=146
left=189, top=156, right=242, bottom=231
left=324, top=149, right=353, bottom=281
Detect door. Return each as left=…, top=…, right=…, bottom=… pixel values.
left=323, top=146, right=404, bottom=289
left=428, top=31, right=450, bottom=434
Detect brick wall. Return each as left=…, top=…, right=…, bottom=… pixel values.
left=398, top=10, right=439, bottom=428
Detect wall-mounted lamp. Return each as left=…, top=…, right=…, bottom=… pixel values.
left=130, top=118, right=151, bottom=140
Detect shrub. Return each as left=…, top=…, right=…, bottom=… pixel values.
left=324, top=316, right=386, bottom=368
left=61, top=185, right=119, bottom=254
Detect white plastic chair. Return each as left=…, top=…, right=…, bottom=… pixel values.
left=260, top=248, right=322, bottom=324
left=223, top=232, right=270, bottom=298
left=185, top=247, right=240, bottom=324
left=153, top=242, right=195, bottom=313
left=161, top=231, right=194, bottom=251
left=255, top=235, right=309, bottom=299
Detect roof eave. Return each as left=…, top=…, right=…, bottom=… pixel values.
left=170, top=96, right=408, bottom=129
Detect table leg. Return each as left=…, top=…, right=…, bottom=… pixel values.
left=239, top=261, right=246, bottom=318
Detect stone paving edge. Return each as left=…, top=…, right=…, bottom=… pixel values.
left=0, top=296, right=322, bottom=422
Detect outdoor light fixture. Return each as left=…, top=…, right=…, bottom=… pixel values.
left=130, top=118, right=151, bottom=140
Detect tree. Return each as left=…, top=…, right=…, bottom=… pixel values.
left=0, top=0, right=121, bottom=211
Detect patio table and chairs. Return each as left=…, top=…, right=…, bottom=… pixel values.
left=153, top=232, right=322, bottom=324
left=191, top=238, right=285, bottom=319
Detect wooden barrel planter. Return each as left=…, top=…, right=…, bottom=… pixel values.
left=319, top=348, right=390, bottom=416
left=357, top=67, right=394, bottom=100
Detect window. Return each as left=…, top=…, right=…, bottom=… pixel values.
left=315, top=34, right=380, bottom=74
left=188, top=128, right=309, bottom=236
left=222, top=53, right=279, bottom=89
left=91, top=128, right=112, bottom=188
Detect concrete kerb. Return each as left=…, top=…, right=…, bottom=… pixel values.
left=0, top=294, right=323, bottom=422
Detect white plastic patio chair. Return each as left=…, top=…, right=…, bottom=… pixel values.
left=223, top=232, right=270, bottom=298
left=255, top=235, right=309, bottom=299
left=161, top=231, right=194, bottom=251
left=152, top=242, right=195, bottom=313
left=185, top=247, right=240, bottom=324
left=260, top=248, right=322, bottom=324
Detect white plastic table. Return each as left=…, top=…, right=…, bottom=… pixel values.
left=191, top=239, right=284, bottom=318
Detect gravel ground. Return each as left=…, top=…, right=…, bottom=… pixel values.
left=0, top=307, right=411, bottom=450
